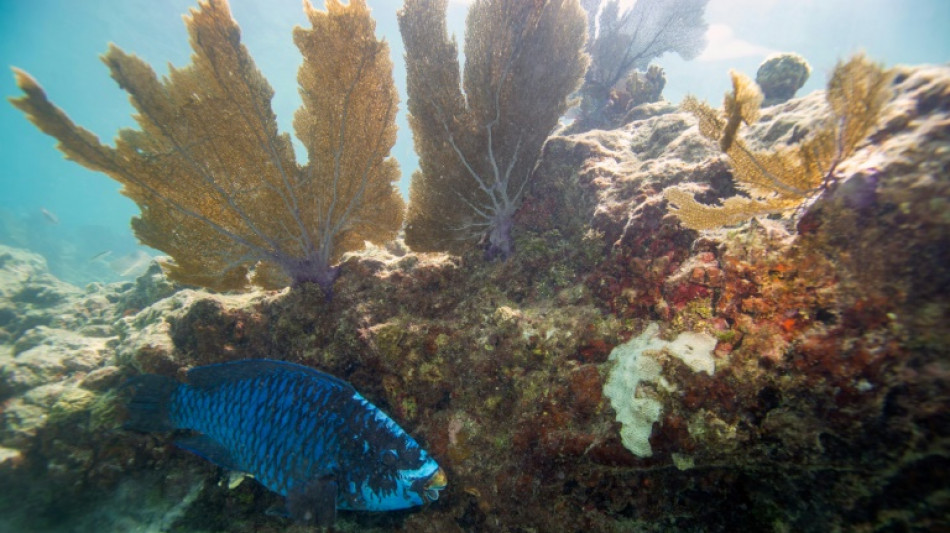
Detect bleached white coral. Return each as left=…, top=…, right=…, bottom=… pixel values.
left=603, top=323, right=716, bottom=457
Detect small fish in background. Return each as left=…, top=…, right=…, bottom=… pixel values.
left=40, top=207, right=59, bottom=224
left=123, top=359, right=447, bottom=526
left=90, top=250, right=112, bottom=262
left=108, top=250, right=153, bottom=277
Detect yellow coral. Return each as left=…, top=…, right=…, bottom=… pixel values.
left=720, top=70, right=763, bottom=151
left=666, top=53, right=892, bottom=231
left=663, top=188, right=794, bottom=231
left=10, top=0, right=403, bottom=293
left=827, top=53, right=894, bottom=157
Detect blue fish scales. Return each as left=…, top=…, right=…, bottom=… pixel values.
left=124, top=359, right=446, bottom=526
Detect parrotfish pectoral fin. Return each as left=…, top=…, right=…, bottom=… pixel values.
left=175, top=434, right=242, bottom=472
left=225, top=471, right=253, bottom=489
left=287, top=477, right=338, bottom=527
left=264, top=504, right=291, bottom=519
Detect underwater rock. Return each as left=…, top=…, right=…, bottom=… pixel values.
left=1, top=64, right=948, bottom=532
left=0, top=244, right=83, bottom=344
left=625, top=65, right=667, bottom=109
left=0, top=250, right=120, bottom=473
left=520, top=63, right=950, bottom=530
left=756, top=52, right=812, bottom=106
left=112, top=260, right=180, bottom=317
left=113, top=288, right=275, bottom=375
left=0, top=245, right=202, bottom=530
left=1, top=326, right=111, bottom=397
left=568, top=65, right=672, bottom=132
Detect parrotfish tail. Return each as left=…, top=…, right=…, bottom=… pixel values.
left=122, top=374, right=181, bottom=433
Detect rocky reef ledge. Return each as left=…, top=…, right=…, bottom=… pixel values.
left=1, top=64, right=948, bottom=532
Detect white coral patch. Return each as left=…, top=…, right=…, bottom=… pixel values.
left=604, top=323, right=717, bottom=457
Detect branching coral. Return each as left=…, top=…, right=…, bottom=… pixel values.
left=398, top=0, right=588, bottom=259
left=665, top=53, right=893, bottom=230
left=9, top=0, right=403, bottom=294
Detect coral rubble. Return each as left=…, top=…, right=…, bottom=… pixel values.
left=1, top=63, right=948, bottom=531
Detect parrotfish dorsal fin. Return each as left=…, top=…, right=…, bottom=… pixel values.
left=185, top=359, right=354, bottom=392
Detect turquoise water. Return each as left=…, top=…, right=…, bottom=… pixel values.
left=1, top=0, right=947, bottom=285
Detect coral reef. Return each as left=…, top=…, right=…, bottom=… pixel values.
left=567, top=65, right=672, bottom=134
left=1, top=63, right=948, bottom=532
left=623, top=65, right=668, bottom=111
left=756, top=52, right=812, bottom=106
left=577, top=0, right=708, bottom=131
left=0, top=246, right=203, bottom=531
left=10, top=0, right=404, bottom=293
left=665, top=54, right=893, bottom=229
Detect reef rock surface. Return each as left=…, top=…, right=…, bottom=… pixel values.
left=1, top=65, right=948, bottom=532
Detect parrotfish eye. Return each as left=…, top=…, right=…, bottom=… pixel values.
left=381, top=449, right=398, bottom=467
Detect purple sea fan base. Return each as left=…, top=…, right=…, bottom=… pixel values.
left=281, top=256, right=340, bottom=297
left=485, top=214, right=515, bottom=261
left=835, top=170, right=881, bottom=212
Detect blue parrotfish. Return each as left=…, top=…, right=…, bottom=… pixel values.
left=124, top=359, right=446, bottom=526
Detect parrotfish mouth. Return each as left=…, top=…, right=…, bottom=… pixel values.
left=422, top=468, right=448, bottom=502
